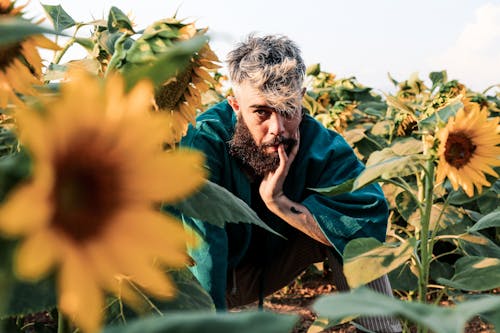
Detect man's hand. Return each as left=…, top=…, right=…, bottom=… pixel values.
left=259, top=131, right=300, bottom=210
left=258, top=131, right=331, bottom=246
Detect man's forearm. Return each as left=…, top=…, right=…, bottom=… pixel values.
left=266, top=196, right=331, bottom=246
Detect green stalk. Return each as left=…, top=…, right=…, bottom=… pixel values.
left=417, top=159, right=435, bottom=333
left=57, top=309, right=71, bottom=333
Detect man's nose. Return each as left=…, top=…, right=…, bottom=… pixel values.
left=269, top=113, right=285, bottom=136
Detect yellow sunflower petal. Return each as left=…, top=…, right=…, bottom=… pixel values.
left=130, top=149, right=206, bottom=202
left=15, top=229, right=59, bottom=279
left=58, top=248, right=103, bottom=333
left=0, top=183, right=51, bottom=236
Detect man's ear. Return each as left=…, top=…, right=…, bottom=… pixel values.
left=227, top=96, right=240, bottom=113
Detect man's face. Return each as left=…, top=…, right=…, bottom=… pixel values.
left=228, top=82, right=302, bottom=154
left=227, top=82, right=301, bottom=178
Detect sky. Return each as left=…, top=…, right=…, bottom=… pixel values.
left=26, top=0, right=500, bottom=94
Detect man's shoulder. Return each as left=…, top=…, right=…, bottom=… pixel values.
left=182, top=100, right=235, bottom=145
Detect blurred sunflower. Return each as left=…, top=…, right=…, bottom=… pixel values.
left=0, top=0, right=59, bottom=108
left=0, top=72, right=206, bottom=333
left=435, top=107, right=500, bottom=197
left=124, top=18, right=220, bottom=144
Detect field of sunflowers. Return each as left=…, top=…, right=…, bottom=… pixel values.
left=0, top=2, right=499, bottom=333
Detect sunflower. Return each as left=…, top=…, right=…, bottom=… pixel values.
left=124, top=18, right=220, bottom=144
left=0, top=0, right=59, bottom=108
left=0, top=71, right=206, bottom=333
left=435, top=107, right=500, bottom=197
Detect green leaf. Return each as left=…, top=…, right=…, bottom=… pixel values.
left=457, top=233, right=500, bottom=258
left=388, top=262, right=418, bottom=291
left=395, top=191, right=419, bottom=221
left=169, top=180, right=282, bottom=237
left=2, top=276, right=57, bottom=318
left=469, top=210, right=500, bottom=232
left=157, top=269, right=214, bottom=311
left=309, top=178, right=355, bottom=197
left=429, top=70, right=448, bottom=92
left=107, top=6, right=134, bottom=34
left=74, top=37, right=94, bottom=51
left=343, top=238, right=415, bottom=288
left=419, top=101, right=462, bottom=130
left=122, top=36, right=207, bottom=92
left=370, top=120, right=393, bottom=136
left=430, top=260, right=454, bottom=282
left=313, top=287, right=500, bottom=333
left=354, top=154, right=424, bottom=190
left=103, top=310, right=298, bottom=333
left=0, top=18, right=60, bottom=45
left=390, top=137, right=423, bottom=155
left=41, top=4, right=76, bottom=32
left=437, top=256, right=500, bottom=291
left=477, top=191, right=498, bottom=214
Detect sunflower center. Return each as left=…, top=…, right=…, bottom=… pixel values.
left=155, top=64, right=193, bottom=110
left=444, top=131, right=476, bottom=169
left=52, top=135, right=124, bottom=243
left=0, top=42, right=22, bottom=70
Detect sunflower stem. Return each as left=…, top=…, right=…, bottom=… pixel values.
left=57, top=309, right=70, bottom=333
left=416, top=158, right=435, bottom=333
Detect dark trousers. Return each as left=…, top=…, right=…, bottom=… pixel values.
left=226, top=230, right=402, bottom=333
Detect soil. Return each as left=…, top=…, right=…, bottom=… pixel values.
left=233, top=267, right=496, bottom=333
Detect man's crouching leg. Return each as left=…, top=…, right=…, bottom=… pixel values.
left=325, top=252, right=402, bottom=333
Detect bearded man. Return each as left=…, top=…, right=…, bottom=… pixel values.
left=177, top=34, right=402, bottom=333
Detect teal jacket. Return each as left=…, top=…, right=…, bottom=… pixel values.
left=176, top=100, right=388, bottom=309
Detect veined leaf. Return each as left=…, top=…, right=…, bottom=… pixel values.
left=313, top=287, right=500, bottom=333
left=353, top=154, right=424, bottom=190
left=41, top=4, right=75, bottom=32
left=169, top=180, right=282, bottom=237
left=469, top=210, right=500, bottom=232
left=419, top=100, right=463, bottom=130
left=390, top=137, right=423, bottom=155
left=103, top=310, right=298, bottom=333
left=107, top=6, right=134, bottom=34
left=343, top=237, right=415, bottom=288
left=437, top=256, right=500, bottom=291
left=122, top=36, right=207, bottom=92
left=309, top=178, right=355, bottom=197
left=0, top=18, right=61, bottom=45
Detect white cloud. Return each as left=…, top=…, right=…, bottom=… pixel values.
left=427, top=3, right=500, bottom=91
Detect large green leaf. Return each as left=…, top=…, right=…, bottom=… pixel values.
left=1, top=276, right=57, bottom=318
left=457, top=232, right=500, bottom=258
left=122, top=36, right=207, bottom=92
left=395, top=190, right=419, bottom=221
left=388, top=262, right=418, bottom=291
left=353, top=154, right=424, bottom=190
left=105, top=268, right=215, bottom=326
left=469, top=210, right=500, bottom=232
left=309, top=178, right=355, bottom=197
left=313, top=287, right=500, bottom=333
left=419, top=101, right=463, bottom=130
left=170, top=180, right=282, bottom=237
left=41, top=4, right=75, bottom=32
left=103, top=310, right=298, bottom=333
left=0, top=18, right=60, bottom=45
left=343, top=237, right=415, bottom=288
left=107, top=6, right=135, bottom=34
left=437, top=256, right=500, bottom=291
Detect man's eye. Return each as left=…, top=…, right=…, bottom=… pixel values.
left=255, top=109, right=270, bottom=117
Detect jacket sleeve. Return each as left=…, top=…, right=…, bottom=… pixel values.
left=177, top=121, right=230, bottom=310
left=298, top=125, right=389, bottom=256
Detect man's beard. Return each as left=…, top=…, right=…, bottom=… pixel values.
left=228, top=115, right=298, bottom=180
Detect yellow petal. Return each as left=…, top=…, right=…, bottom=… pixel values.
left=58, top=248, right=103, bottom=333
left=15, top=229, right=59, bottom=279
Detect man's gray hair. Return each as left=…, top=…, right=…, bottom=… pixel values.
left=226, top=34, right=306, bottom=116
